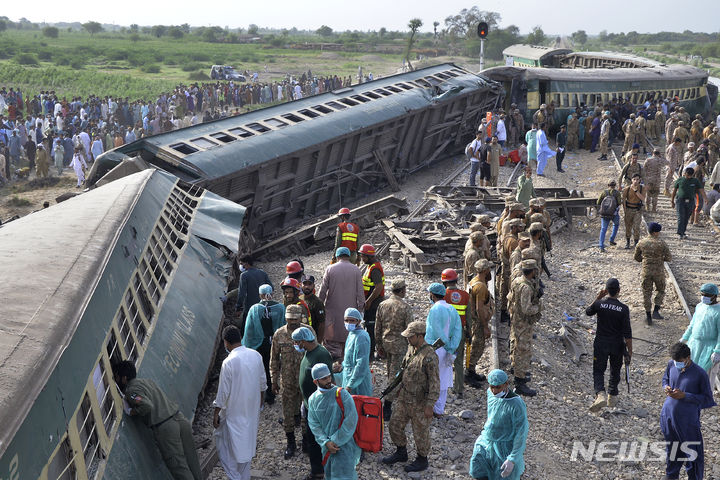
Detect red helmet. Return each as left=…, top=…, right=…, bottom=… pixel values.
left=358, top=244, right=376, bottom=256
left=286, top=261, right=303, bottom=274
left=281, top=277, right=302, bottom=291
left=441, top=268, right=459, bottom=282
left=338, top=208, right=351, bottom=215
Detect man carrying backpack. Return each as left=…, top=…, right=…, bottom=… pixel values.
left=597, top=180, right=622, bottom=252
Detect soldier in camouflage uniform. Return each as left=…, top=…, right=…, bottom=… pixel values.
left=382, top=321, right=440, bottom=473
left=567, top=112, right=579, bottom=150
left=635, top=114, right=649, bottom=154
left=643, top=148, right=670, bottom=212
left=464, top=219, right=492, bottom=260
left=499, top=218, right=525, bottom=322
left=270, top=304, right=313, bottom=458
left=621, top=173, right=646, bottom=249
left=468, top=259, right=494, bottom=377
left=510, top=232, right=531, bottom=272
left=634, top=222, right=672, bottom=325
left=528, top=221, right=550, bottom=278
left=463, top=231, right=485, bottom=288
left=665, top=115, right=678, bottom=145
left=654, top=107, right=666, bottom=140
left=622, top=114, right=637, bottom=154
left=113, top=361, right=202, bottom=480
left=507, top=259, right=541, bottom=397
left=690, top=116, right=703, bottom=146
left=618, top=153, right=643, bottom=190
left=375, top=278, right=413, bottom=419
left=665, top=138, right=684, bottom=195
left=673, top=121, right=689, bottom=153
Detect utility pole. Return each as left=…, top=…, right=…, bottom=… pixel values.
left=477, top=22, right=488, bottom=72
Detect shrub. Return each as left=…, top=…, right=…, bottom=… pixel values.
left=6, top=196, right=32, bottom=207
left=14, top=52, right=39, bottom=65
left=37, top=50, right=53, bottom=61
left=181, top=62, right=204, bottom=72
left=141, top=64, right=161, bottom=73
left=188, top=70, right=210, bottom=80
left=42, top=26, right=59, bottom=38
left=190, top=52, right=210, bottom=62
left=70, top=58, right=85, bottom=69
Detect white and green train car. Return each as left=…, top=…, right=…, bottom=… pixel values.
left=0, top=169, right=244, bottom=479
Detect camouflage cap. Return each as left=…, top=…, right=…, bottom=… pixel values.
left=521, top=247, right=538, bottom=260
left=530, top=213, right=545, bottom=223
left=529, top=222, right=545, bottom=233
left=528, top=198, right=541, bottom=207
left=535, top=197, right=546, bottom=207
left=469, top=222, right=484, bottom=232
left=476, top=214, right=492, bottom=224
left=474, top=259, right=493, bottom=272
left=470, top=231, right=484, bottom=242
left=510, top=203, right=526, bottom=212
left=518, top=231, right=531, bottom=241
left=390, top=278, right=406, bottom=290
left=401, top=321, right=427, bottom=338
left=521, top=259, right=538, bottom=269
left=504, top=195, right=515, bottom=206
left=285, top=304, right=305, bottom=319
left=506, top=218, right=525, bottom=229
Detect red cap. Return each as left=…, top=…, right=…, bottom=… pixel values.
left=286, top=261, right=303, bottom=274
left=441, top=268, right=458, bottom=282
left=338, top=208, right=351, bottom=215
left=358, top=244, right=376, bottom=256
left=281, top=277, right=302, bottom=291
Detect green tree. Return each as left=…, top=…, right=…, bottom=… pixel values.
left=598, top=30, right=608, bottom=42
left=379, top=27, right=387, bottom=38
left=129, top=24, right=139, bottom=33
left=525, top=26, right=546, bottom=45
left=0, top=20, right=7, bottom=34
left=444, top=7, right=500, bottom=39
left=130, top=33, right=140, bottom=42
left=151, top=25, right=167, bottom=38
left=42, top=26, right=59, bottom=38
left=168, top=27, right=183, bottom=39
left=405, top=18, right=423, bottom=70
left=433, top=21, right=439, bottom=37
left=571, top=30, right=587, bottom=45
left=316, top=25, right=333, bottom=37
left=82, top=21, right=103, bottom=36
left=248, top=24, right=259, bottom=35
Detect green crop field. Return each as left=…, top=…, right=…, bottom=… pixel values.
left=0, top=29, right=436, bottom=100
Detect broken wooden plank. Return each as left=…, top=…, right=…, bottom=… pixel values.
left=373, top=150, right=401, bottom=192
left=382, top=218, right=426, bottom=263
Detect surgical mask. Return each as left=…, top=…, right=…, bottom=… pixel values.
left=239, top=265, right=247, bottom=272
left=294, top=345, right=305, bottom=353
left=225, top=346, right=231, bottom=354
left=494, top=389, right=508, bottom=398
left=345, top=322, right=356, bottom=332
left=317, top=385, right=333, bottom=393
left=701, top=296, right=713, bottom=305
left=673, top=360, right=687, bottom=370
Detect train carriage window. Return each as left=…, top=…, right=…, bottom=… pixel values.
left=210, top=132, right=236, bottom=143
left=385, top=85, right=402, bottom=93
left=362, top=91, right=382, bottom=99
left=282, top=113, right=305, bottom=123
left=571, top=94, right=579, bottom=107
left=228, top=127, right=254, bottom=138
left=298, top=108, right=320, bottom=118
left=169, top=143, right=198, bottom=155
left=106, top=329, right=123, bottom=366
left=133, top=273, right=155, bottom=321
left=246, top=122, right=271, bottom=133
left=338, top=97, right=360, bottom=106
left=395, top=83, right=414, bottom=90
left=423, top=76, right=443, bottom=86
left=117, top=309, right=138, bottom=363
left=552, top=94, right=560, bottom=105
left=580, top=93, right=587, bottom=105
left=312, top=104, right=333, bottom=114
left=76, top=393, right=102, bottom=478
left=325, top=101, right=346, bottom=110
left=92, top=362, right=116, bottom=434
left=350, top=94, right=371, bottom=103
left=264, top=118, right=288, bottom=128
left=434, top=72, right=450, bottom=79
left=190, top=137, right=218, bottom=149
left=443, top=70, right=458, bottom=77
left=602, top=93, right=610, bottom=104
left=374, top=88, right=393, bottom=96
left=47, top=437, right=78, bottom=480
left=125, top=290, right=147, bottom=345
left=414, top=78, right=431, bottom=87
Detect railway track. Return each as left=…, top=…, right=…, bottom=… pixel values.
left=610, top=144, right=720, bottom=321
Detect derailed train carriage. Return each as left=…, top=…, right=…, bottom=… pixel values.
left=0, top=169, right=244, bottom=479
left=483, top=64, right=718, bottom=126
left=88, top=63, right=503, bottom=244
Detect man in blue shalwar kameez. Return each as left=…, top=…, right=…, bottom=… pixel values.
left=660, top=342, right=716, bottom=480
left=535, top=123, right=555, bottom=177
left=469, top=369, right=528, bottom=480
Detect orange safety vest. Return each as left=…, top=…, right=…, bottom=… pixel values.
left=362, top=262, right=385, bottom=298
left=338, top=222, right=359, bottom=251
left=444, top=288, right=470, bottom=327
left=295, top=299, right=312, bottom=327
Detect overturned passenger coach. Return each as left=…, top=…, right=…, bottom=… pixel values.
left=0, top=170, right=243, bottom=479
left=88, top=63, right=503, bottom=243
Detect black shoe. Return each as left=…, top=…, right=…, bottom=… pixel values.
left=301, top=434, right=309, bottom=453
left=404, top=456, right=429, bottom=472
left=609, top=240, right=617, bottom=246
left=624, top=239, right=631, bottom=249
left=509, top=368, right=531, bottom=381
left=265, top=391, right=275, bottom=405
left=466, top=369, right=486, bottom=384
left=383, top=400, right=392, bottom=421
left=652, top=306, right=664, bottom=320
left=514, top=378, right=537, bottom=397
left=500, top=310, right=510, bottom=323
left=284, top=432, right=296, bottom=459
left=646, top=312, right=653, bottom=326
left=382, top=446, right=408, bottom=465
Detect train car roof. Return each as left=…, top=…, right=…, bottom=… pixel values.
left=482, top=64, right=707, bottom=82
left=502, top=44, right=572, bottom=61
left=108, top=63, right=499, bottom=180
left=558, top=51, right=660, bottom=67
left=0, top=170, right=153, bottom=453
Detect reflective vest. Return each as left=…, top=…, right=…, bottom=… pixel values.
left=362, top=262, right=385, bottom=298
left=289, top=299, right=312, bottom=327
left=444, top=288, right=470, bottom=327
left=338, top=222, right=359, bottom=251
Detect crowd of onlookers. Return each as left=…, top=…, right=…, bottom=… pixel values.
left=0, top=69, right=371, bottom=183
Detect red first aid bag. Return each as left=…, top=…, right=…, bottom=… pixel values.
left=323, top=389, right=383, bottom=465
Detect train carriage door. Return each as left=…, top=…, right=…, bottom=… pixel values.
left=539, top=81, right=549, bottom=106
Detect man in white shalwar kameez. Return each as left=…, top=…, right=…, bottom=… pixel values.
left=213, top=326, right=267, bottom=480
